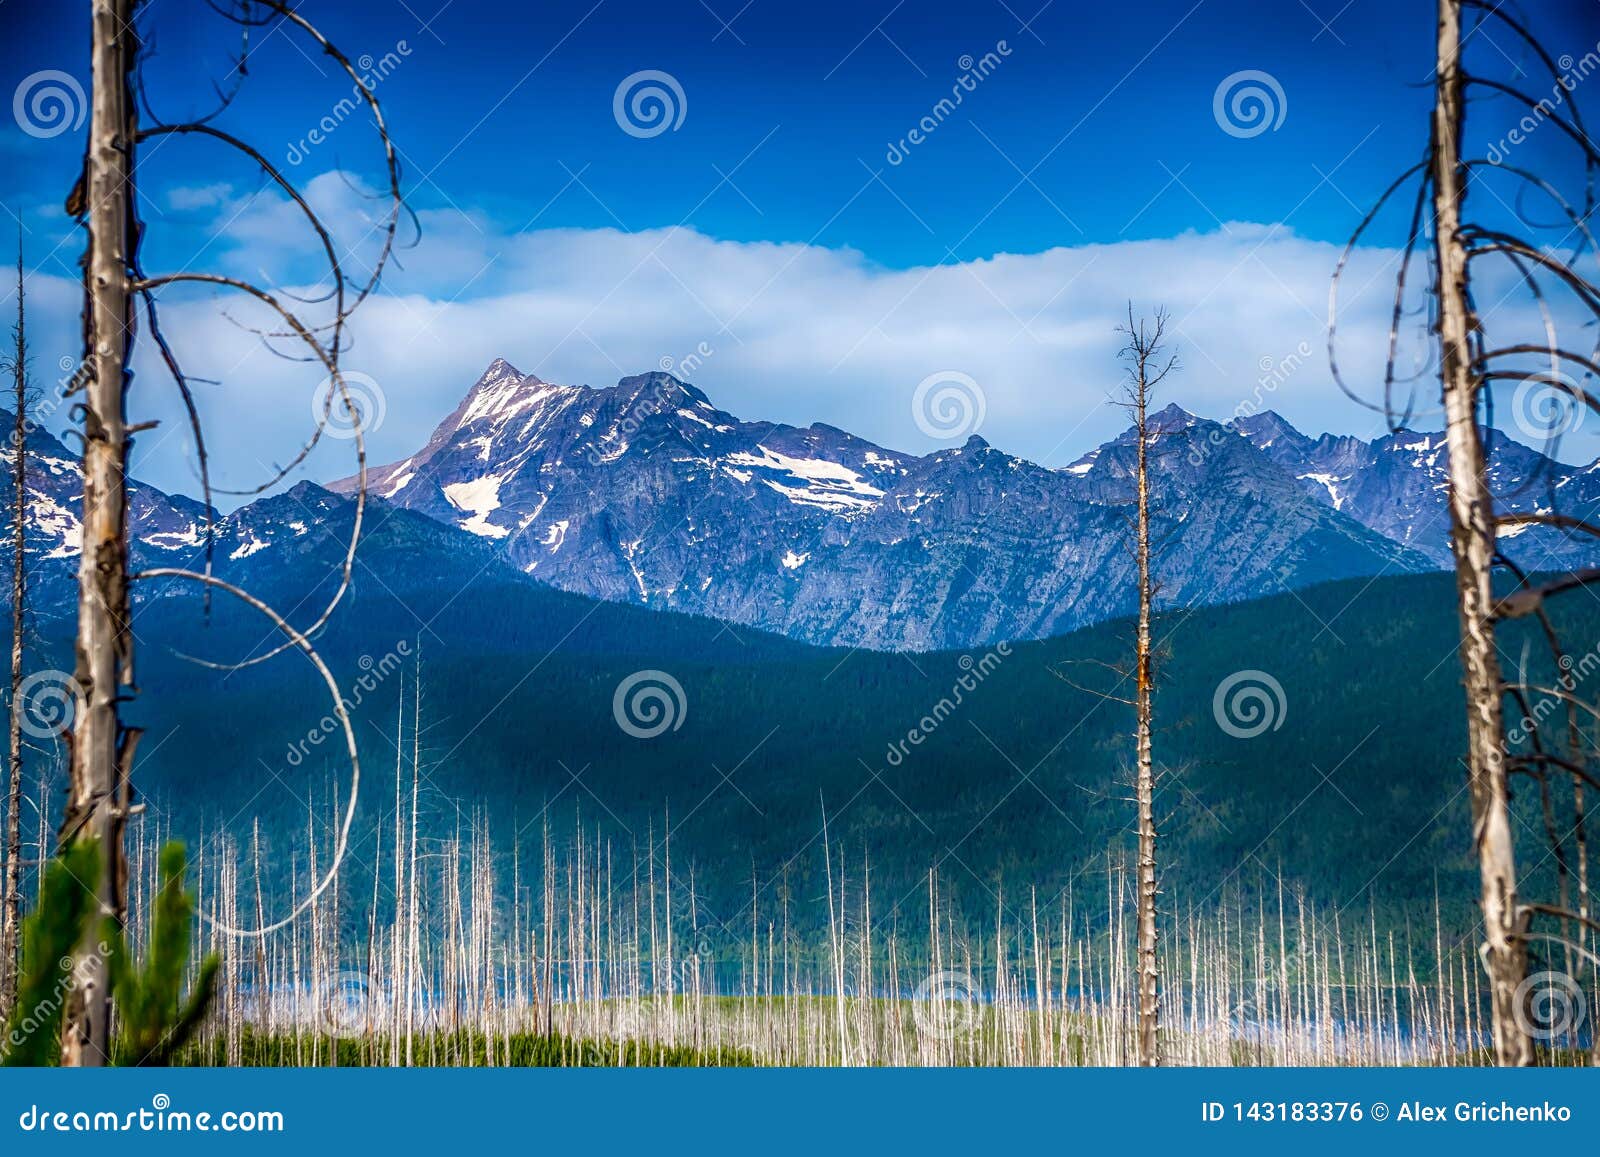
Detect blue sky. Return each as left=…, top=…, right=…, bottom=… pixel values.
left=4, top=0, right=1477, bottom=261
left=4, top=0, right=1600, bottom=501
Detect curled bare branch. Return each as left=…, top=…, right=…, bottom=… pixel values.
left=130, top=566, right=360, bottom=938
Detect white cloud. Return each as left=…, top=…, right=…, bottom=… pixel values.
left=18, top=173, right=1590, bottom=507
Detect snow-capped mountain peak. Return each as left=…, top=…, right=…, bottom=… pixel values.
left=18, top=365, right=1600, bottom=652
left=329, top=365, right=1464, bottom=648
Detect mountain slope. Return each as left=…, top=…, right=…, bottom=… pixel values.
left=333, top=362, right=1440, bottom=650
left=15, top=366, right=1600, bottom=654
left=1231, top=412, right=1600, bottom=571
left=136, top=479, right=814, bottom=666
left=114, top=565, right=1584, bottom=943
left=0, top=408, right=214, bottom=622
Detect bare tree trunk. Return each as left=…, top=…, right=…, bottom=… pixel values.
left=1133, top=372, right=1159, bottom=1066
left=1117, top=305, right=1173, bottom=1066
left=0, top=244, right=26, bottom=1019
left=1430, top=0, right=1530, bottom=1067
left=61, top=0, right=140, bottom=1068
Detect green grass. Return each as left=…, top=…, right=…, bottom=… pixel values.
left=178, top=1026, right=756, bottom=1068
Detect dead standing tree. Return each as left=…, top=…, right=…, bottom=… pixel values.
left=1428, top=0, right=1530, bottom=1068
left=59, top=0, right=404, bottom=1064
left=1118, top=305, right=1178, bottom=1067
left=1332, top=0, right=1600, bottom=1065
left=60, top=0, right=141, bottom=1067
left=0, top=246, right=28, bottom=1019
left=1052, top=305, right=1179, bottom=1065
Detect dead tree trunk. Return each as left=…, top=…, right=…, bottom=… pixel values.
left=1117, top=305, right=1175, bottom=1067
left=1430, top=0, right=1531, bottom=1067
left=0, top=245, right=26, bottom=1019
left=61, top=0, right=140, bottom=1068
left=1133, top=384, right=1158, bottom=1067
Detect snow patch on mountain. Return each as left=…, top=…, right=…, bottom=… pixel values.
left=722, top=446, right=884, bottom=514
left=444, top=475, right=511, bottom=539
left=229, top=535, right=269, bottom=561
left=1298, top=472, right=1347, bottom=510
left=383, top=469, right=416, bottom=498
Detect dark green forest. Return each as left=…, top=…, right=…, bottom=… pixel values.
left=66, top=506, right=1587, bottom=958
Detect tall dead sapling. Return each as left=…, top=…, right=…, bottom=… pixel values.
left=1331, top=0, right=1600, bottom=1065
left=59, top=0, right=406, bottom=1063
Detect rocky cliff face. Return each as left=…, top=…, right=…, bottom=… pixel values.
left=328, top=361, right=1443, bottom=649
left=0, top=410, right=213, bottom=625
left=1231, top=411, right=1600, bottom=570
left=18, top=358, right=1598, bottom=653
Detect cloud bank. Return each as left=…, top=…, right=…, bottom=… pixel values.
left=17, top=173, right=1587, bottom=506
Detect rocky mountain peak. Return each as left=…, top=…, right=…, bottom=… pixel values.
left=1230, top=409, right=1310, bottom=452
left=1147, top=402, right=1199, bottom=433
left=24, top=360, right=1600, bottom=653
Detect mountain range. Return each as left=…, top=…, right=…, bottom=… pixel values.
left=8, top=359, right=1600, bottom=650
left=8, top=366, right=1598, bottom=932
